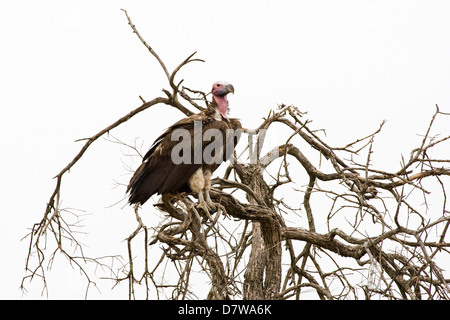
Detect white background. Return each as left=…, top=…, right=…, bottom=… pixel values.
left=1, top=0, right=449, bottom=299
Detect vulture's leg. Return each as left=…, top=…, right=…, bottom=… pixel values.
left=197, top=190, right=212, bottom=213
left=199, top=169, right=216, bottom=211
left=197, top=190, right=217, bottom=225
left=204, top=188, right=226, bottom=225
left=204, top=188, right=216, bottom=208
left=189, top=168, right=211, bottom=213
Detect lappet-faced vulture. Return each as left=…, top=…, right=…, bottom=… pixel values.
left=127, top=81, right=241, bottom=212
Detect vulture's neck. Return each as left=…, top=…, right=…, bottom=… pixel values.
left=210, top=95, right=228, bottom=120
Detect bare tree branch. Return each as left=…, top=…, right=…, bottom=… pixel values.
left=23, top=9, right=450, bottom=301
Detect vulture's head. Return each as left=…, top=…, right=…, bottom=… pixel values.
left=211, top=81, right=234, bottom=119
left=211, top=81, right=234, bottom=97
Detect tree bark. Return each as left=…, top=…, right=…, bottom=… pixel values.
left=241, top=164, right=282, bottom=299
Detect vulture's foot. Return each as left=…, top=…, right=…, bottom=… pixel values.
left=197, top=190, right=214, bottom=213
left=197, top=200, right=213, bottom=214
left=197, top=191, right=218, bottom=228
left=205, top=189, right=217, bottom=210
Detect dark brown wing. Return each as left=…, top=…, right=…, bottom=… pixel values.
left=127, top=108, right=242, bottom=205
left=127, top=114, right=206, bottom=205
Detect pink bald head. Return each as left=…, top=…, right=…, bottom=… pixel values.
left=211, top=81, right=234, bottom=119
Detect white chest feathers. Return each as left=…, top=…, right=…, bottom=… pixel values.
left=188, top=168, right=212, bottom=193
left=212, top=108, right=222, bottom=121
left=189, top=168, right=205, bottom=193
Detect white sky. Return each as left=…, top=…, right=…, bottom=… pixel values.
left=1, top=0, right=450, bottom=299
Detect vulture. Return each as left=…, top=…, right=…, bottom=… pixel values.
left=127, top=81, right=242, bottom=212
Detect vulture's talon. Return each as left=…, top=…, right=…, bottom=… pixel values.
left=197, top=200, right=212, bottom=214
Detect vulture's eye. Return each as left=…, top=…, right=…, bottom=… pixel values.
left=216, top=84, right=221, bottom=87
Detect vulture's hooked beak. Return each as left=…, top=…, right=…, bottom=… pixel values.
left=225, top=83, right=235, bottom=94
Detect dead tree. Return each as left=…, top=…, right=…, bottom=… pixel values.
left=22, top=10, right=450, bottom=300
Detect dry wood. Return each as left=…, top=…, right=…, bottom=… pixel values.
left=22, top=10, right=450, bottom=300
